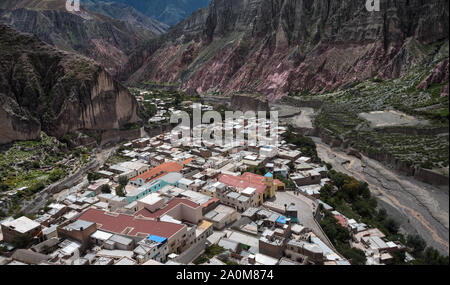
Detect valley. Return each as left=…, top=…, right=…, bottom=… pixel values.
left=0, top=0, right=448, bottom=267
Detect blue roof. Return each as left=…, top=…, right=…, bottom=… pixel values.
left=148, top=235, right=167, bottom=243
left=276, top=215, right=287, bottom=224
left=264, top=172, right=273, bottom=178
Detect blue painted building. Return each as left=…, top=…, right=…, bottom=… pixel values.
left=126, top=172, right=183, bottom=203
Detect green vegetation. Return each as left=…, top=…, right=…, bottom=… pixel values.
left=100, top=184, right=111, bottom=194
left=116, top=175, right=128, bottom=197
left=283, top=127, right=320, bottom=163
left=0, top=132, right=89, bottom=190
left=106, top=147, right=130, bottom=165
left=319, top=209, right=367, bottom=265
left=320, top=170, right=449, bottom=265
left=313, top=59, right=449, bottom=170
left=0, top=132, right=91, bottom=217
left=120, top=123, right=141, bottom=131
left=40, top=244, right=59, bottom=255
left=321, top=170, right=403, bottom=241
left=140, top=101, right=158, bottom=121
left=193, top=245, right=226, bottom=265
left=12, top=233, right=33, bottom=249
left=48, top=167, right=66, bottom=183
left=87, top=172, right=101, bottom=183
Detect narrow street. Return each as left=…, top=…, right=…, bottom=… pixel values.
left=272, top=191, right=335, bottom=250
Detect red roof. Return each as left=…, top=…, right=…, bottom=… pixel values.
left=131, top=162, right=184, bottom=183
left=334, top=215, right=348, bottom=228
left=135, top=198, right=200, bottom=219
left=202, top=197, right=219, bottom=208
left=182, top=158, right=194, bottom=165
left=77, top=208, right=184, bottom=239
left=218, top=173, right=267, bottom=194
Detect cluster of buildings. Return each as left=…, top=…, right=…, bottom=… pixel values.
left=318, top=200, right=407, bottom=265
left=0, top=114, right=355, bottom=266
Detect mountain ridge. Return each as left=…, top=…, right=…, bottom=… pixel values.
left=119, top=0, right=449, bottom=101
left=0, top=22, right=140, bottom=145
left=0, top=0, right=164, bottom=75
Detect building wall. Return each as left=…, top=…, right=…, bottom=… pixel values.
left=1, top=225, right=42, bottom=244
left=285, top=244, right=324, bottom=265
left=259, top=240, right=285, bottom=259
left=164, top=204, right=202, bottom=225
left=57, top=223, right=97, bottom=252
left=127, top=180, right=169, bottom=203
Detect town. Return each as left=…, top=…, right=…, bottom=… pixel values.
left=0, top=91, right=430, bottom=266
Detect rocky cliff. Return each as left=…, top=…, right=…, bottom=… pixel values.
left=0, top=0, right=161, bottom=75
left=82, top=0, right=169, bottom=34
left=0, top=23, right=140, bottom=145
left=120, top=0, right=449, bottom=101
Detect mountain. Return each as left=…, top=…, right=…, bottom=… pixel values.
left=0, top=23, right=139, bottom=145
left=119, top=0, right=449, bottom=101
left=0, top=0, right=162, bottom=75
left=93, top=0, right=211, bottom=26
left=82, top=0, right=168, bottom=34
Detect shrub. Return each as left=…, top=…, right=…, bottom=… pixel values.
left=100, top=184, right=111, bottom=194
left=48, top=167, right=65, bottom=183
left=406, top=235, right=427, bottom=256
left=12, top=233, right=33, bottom=249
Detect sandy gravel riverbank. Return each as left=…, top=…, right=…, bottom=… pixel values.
left=314, top=137, right=449, bottom=255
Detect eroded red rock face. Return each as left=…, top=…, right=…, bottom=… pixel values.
left=417, top=58, right=450, bottom=96
left=0, top=23, right=140, bottom=144
left=121, top=0, right=449, bottom=101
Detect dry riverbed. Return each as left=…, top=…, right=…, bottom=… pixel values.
left=314, top=137, right=449, bottom=255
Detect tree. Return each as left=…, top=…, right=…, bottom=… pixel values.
left=339, top=244, right=367, bottom=265
left=12, top=233, right=33, bottom=249
left=87, top=172, right=100, bottom=183
left=406, top=235, right=427, bottom=256
left=328, top=170, right=351, bottom=190
left=100, top=184, right=111, bottom=194
left=40, top=244, right=57, bottom=255
left=116, top=185, right=126, bottom=197
left=118, top=175, right=129, bottom=188
left=384, top=218, right=400, bottom=235
left=421, top=248, right=449, bottom=265
left=377, top=208, right=387, bottom=221
left=342, top=178, right=360, bottom=202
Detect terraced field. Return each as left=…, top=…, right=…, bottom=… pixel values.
left=297, top=42, right=449, bottom=172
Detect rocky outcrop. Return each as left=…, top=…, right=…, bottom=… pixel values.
left=0, top=95, right=41, bottom=144
left=0, top=0, right=158, bottom=75
left=82, top=0, right=168, bottom=34
left=120, top=0, right=449, bottom=101
left=0, top=23, right=140, bottom=145
left=417, top=58, right=450, bottom=96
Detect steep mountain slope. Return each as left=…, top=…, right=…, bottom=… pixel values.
left=93, top=0, right=211, bottom=26
left=120, top=0, right=449, bottom=101
left=0, top=23, right=139, bottom=144
left=82, top=0, right=168, bottom=34
left=0, top=0, right=159, bottom=75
